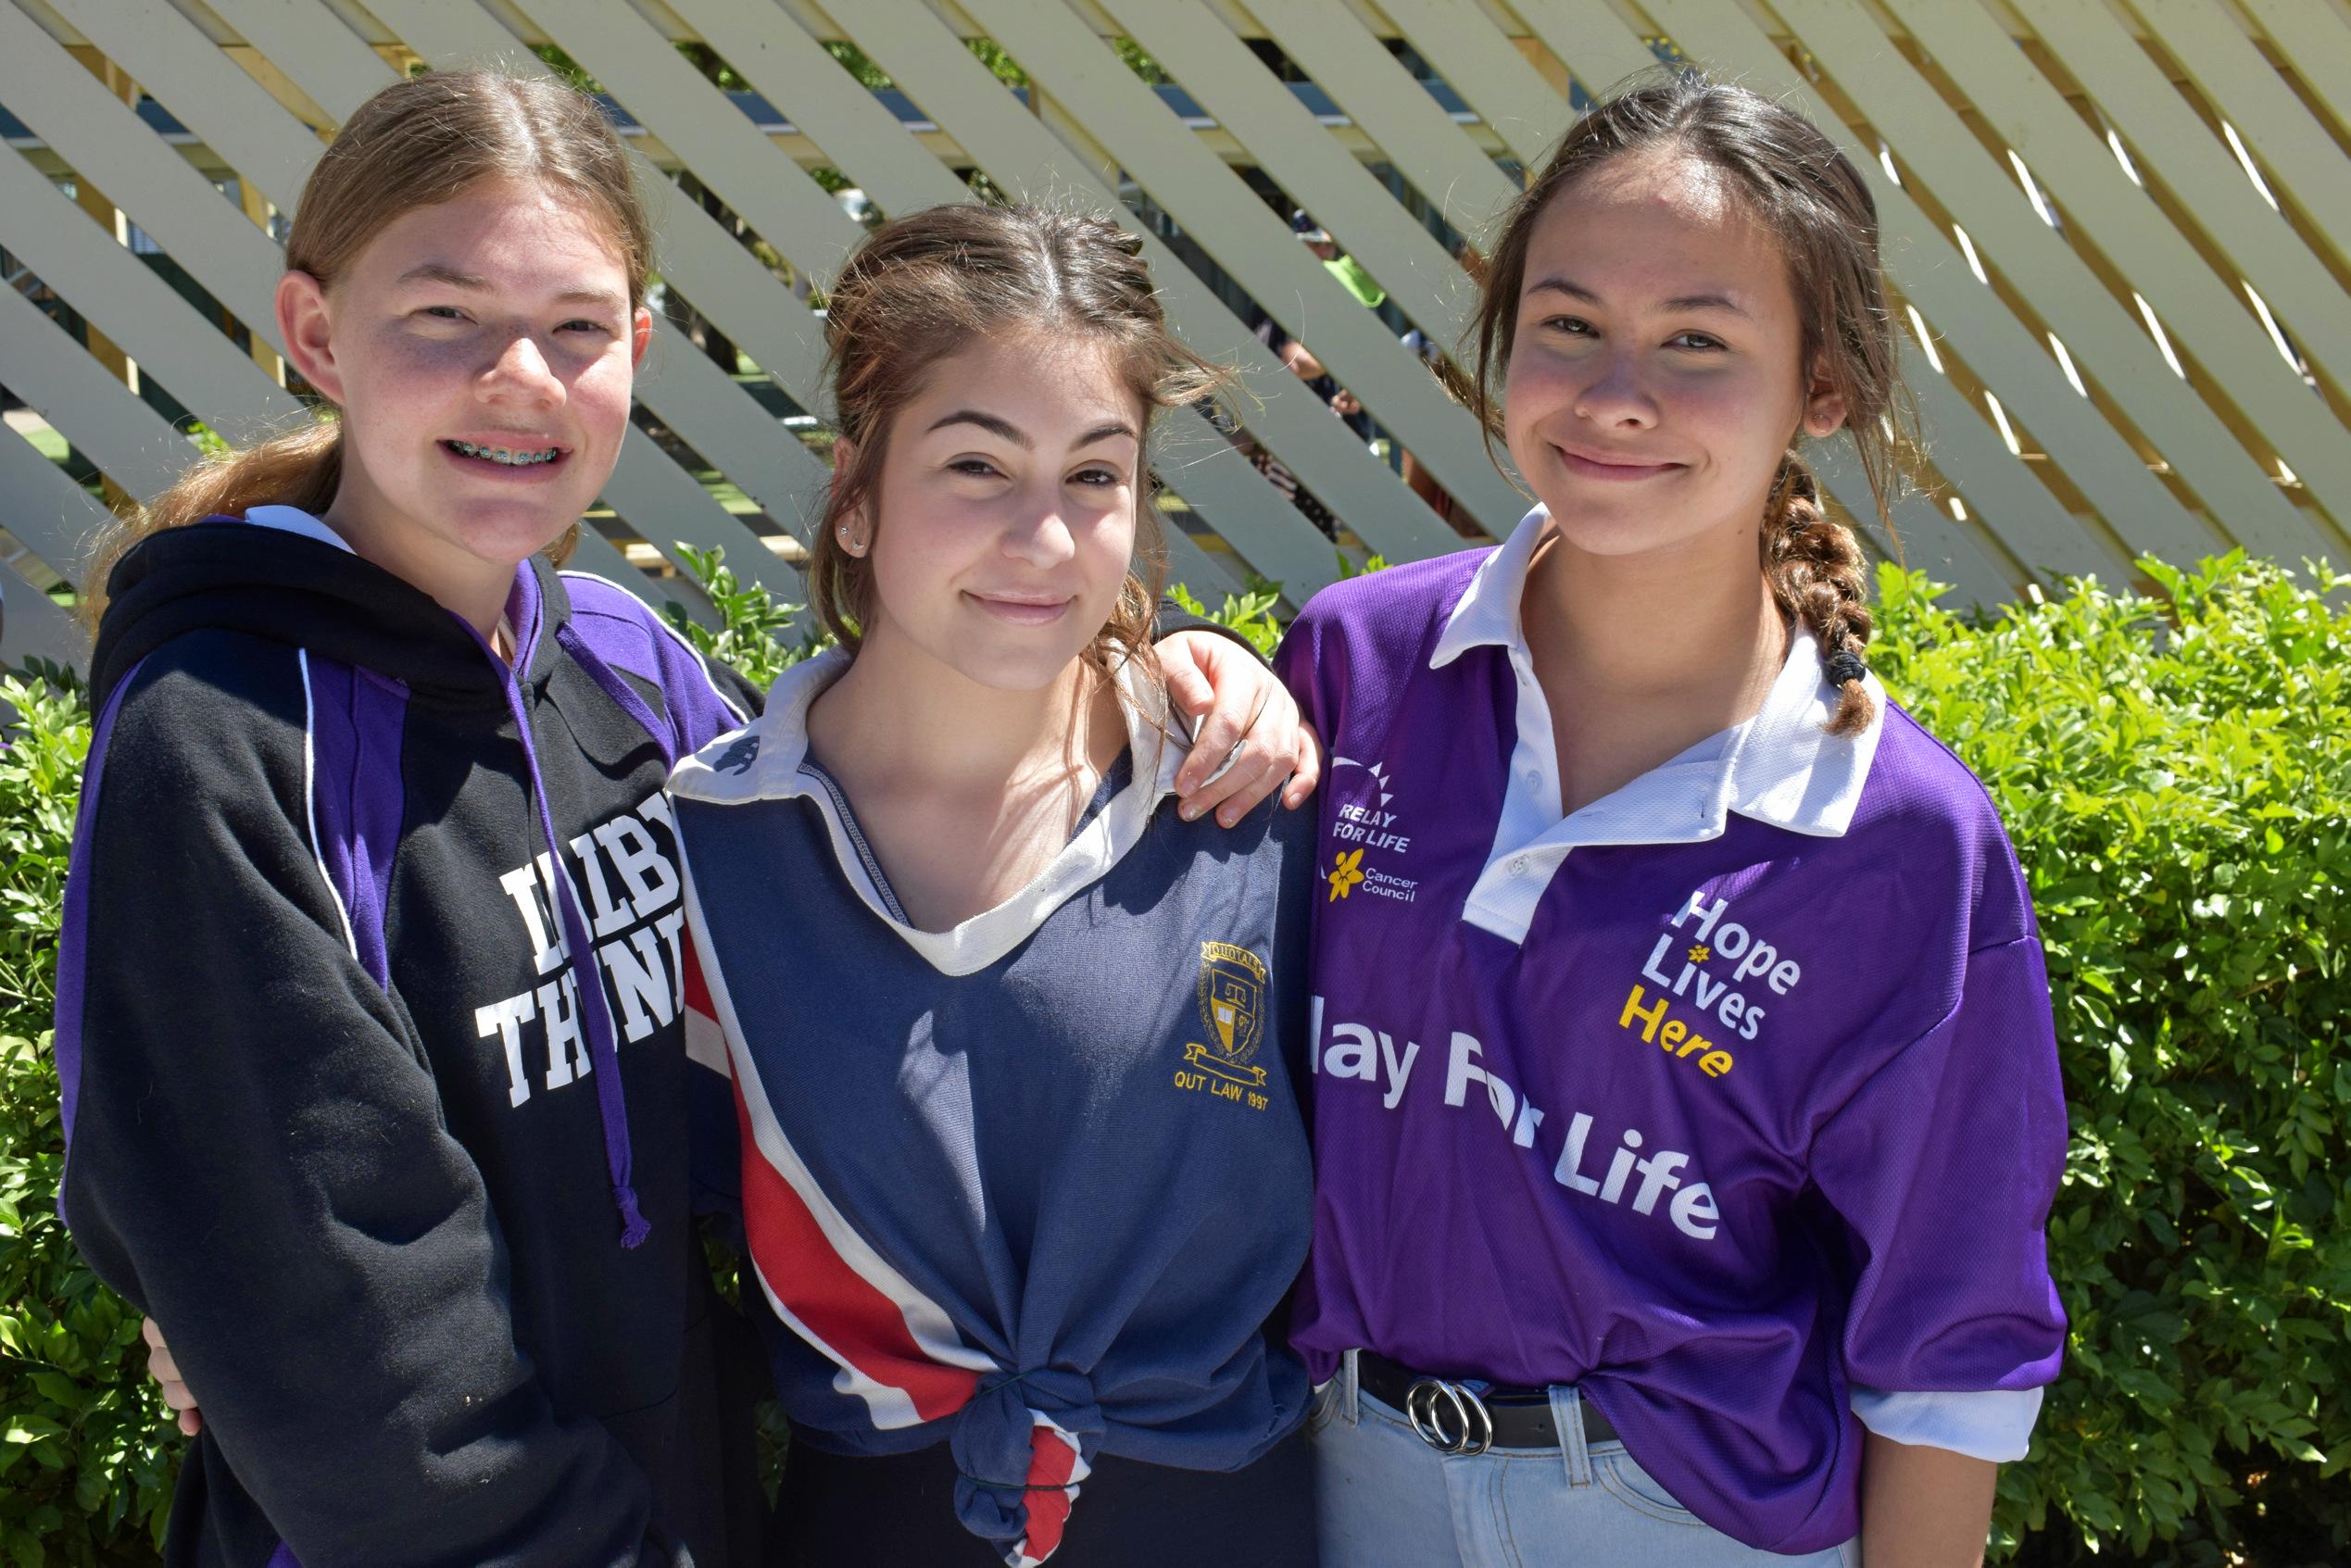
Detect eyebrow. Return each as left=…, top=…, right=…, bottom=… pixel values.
left=395, top=263, right=623, bottom=310
left=1525, top=275, right=1753, bottom=319
left=926, top=410, right=1139, bottom=448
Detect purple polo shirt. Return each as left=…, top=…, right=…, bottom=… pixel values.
left=1276, top=509, right=2067, bottom=1554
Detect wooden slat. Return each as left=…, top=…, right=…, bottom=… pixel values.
left=0, top=0, right=289, bottom=340
left=1761, top=0, right=2320, bottom=562
left=509, top=0, right=866, bottom=282
left=637, top=317, right=832, bottom=538
left=0, top=278, right=197, bottom=500
left=48, top=0, right=321, bottom=209
left=600, top=422, right=801, bottom=603
left=956, top=0, right=1522, bottom=545
left=1378, top=0, right=1571, bottom=169
left=2238, top=0, right=2351, bottom=144
left=1, top=558, right=87, bottom=674
left=200, top=0, right=399, bottom=110
left=2131, top=0, right=2351, bottom=275
left=0, top=144, right=300, bottom=444
left=1903, top=341, right=2123, bottom=583
left=661, top=0, right=971, bottom=217
left=1507, top=0, right=1671, bottom=96
left=1814, top=433, right=2017, bottom=612
left=1880, top=0, right=2348, bottom=555
left=0, top=404, right=125, bottom=577
left=1096, top=0, right=1474, bottom=346
left=2010, top=0, right=2351, bottom=389
left=1239, top=0, right=1521, bottom=234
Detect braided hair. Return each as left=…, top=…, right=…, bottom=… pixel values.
left=1467, top=69, right=1909, bottom=735
left=1762, top=453, right=1875, bottom=734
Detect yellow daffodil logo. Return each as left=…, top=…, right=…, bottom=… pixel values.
left=1688, top=945, right=1711, bottom=964
left=1327, top=847, right=1366, bottom=901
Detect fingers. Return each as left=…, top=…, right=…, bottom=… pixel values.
left=1281, top=722, right=1326, bottom=809
left=1155, top=630, right=1313, bottom=824
left=1183, top=686, right=1305, bottom=826
left=1162, top=655, right=1216, bottom=731
left=144, top=1315, right=203, bottom=1435
left=1175, top=680, right=1264, bottom=801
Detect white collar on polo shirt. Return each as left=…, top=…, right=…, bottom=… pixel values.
left=1430, top=506, right=1889, bottom=944
left=670, top=647, right=1192, bottom=977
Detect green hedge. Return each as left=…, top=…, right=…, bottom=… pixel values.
left=3, top=553, right=2345, bottom=1565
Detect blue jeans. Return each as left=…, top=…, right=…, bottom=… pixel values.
left=1309, top=1352, right=1859, bottom=1567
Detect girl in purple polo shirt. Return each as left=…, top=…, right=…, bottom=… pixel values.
left=1275, top=73, right=2068, bottom=1564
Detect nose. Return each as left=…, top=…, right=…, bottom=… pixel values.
left=1000, top=489, right=1078, bottom=571
left=1572, top=345, right=1657, bottom=431
left=480, top=332, right=563, bottom=408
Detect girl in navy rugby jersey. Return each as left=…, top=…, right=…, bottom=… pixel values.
left=670, top=204, right=1321, bottom=1568
left=62, top=71, right=1303, bottom=1568
left=1276, top=74, right=2068, bottom=1566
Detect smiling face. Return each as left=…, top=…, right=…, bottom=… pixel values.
left=845, top=329, right=1143, bottom=693
left=1502, top=150, right=1844, bottom=563
left=277, top=176, right=649, bottom=621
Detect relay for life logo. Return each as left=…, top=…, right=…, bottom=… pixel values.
left=1326, top=756, right=1420, bottom=904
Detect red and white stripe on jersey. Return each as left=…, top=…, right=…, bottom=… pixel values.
left=684, top=923, right=1095, bottom=1560
left=1005, top=1413, right=1091, bottom=1568
left=681, top=941, right=729, bottom=1079
left=682, top=932, right=993, bottom=1427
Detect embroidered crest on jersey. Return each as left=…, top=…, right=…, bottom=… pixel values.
left=716, top=734, right=761, bottom=774
left=1175, top=942, right=1271, bottom=1109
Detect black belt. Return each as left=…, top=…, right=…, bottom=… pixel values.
left=1354, top=1349, right=1618, bottom=1456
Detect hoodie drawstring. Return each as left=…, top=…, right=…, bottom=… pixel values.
left=464, top=592, right=650, bottom=1250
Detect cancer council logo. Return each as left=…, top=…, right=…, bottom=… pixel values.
left=1327, top=847, right=1367, bottom=901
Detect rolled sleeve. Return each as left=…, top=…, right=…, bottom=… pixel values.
left=1812, top=935, right=2068, bottom=1429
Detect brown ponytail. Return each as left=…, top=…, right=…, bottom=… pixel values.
left=78, top=69, right=650, bottom=633
left=1762, top=453, right=1875, bottom=735
left=1467, top=69, right=1906, bottom=734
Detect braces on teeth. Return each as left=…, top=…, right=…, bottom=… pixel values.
left=449, top=440, right=560, bottom=466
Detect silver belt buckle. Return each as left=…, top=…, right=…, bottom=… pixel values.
left=1403, top=1377, right=1493, bottom=1457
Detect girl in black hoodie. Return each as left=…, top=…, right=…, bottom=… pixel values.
left=57, top=70, right=1309, bottom=1568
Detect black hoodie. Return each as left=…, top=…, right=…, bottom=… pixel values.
left=57, top=512, right=764, bottom=1568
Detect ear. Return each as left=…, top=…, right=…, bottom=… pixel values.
left=1800, top=354, right=1847, bottom=440
left=828, top=435, right=866, bottom=552
left=277, top=270, right=344, bottom=406
left=630, top=305, right=653, bottom=369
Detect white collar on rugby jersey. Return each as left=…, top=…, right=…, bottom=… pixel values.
left=242, top=505, right=357, bottom=553
left=668, top=647, right=1192, bottom=978
left=1430, top=504, right=1887, bottom=841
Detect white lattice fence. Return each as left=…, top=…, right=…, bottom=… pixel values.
left=4, top=0, right=2348, bottom=672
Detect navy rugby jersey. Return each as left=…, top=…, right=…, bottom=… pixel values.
left=670, top=653, right=1315, bottom=1566
left=1275, top=507, right=2068, bottom=1554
